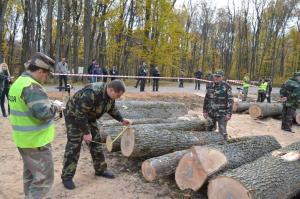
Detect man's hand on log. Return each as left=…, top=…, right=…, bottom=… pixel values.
left=280, top=97, right=287, bottom=102
left=83, top=133, right=93, bottom=142
left=203, top=112, right=208, bottom=119
left=225, top=115, right=231, bottom=121
left=122, top=119, right=132, bottom=126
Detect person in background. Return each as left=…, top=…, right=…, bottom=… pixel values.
left=194, top=69, right=203, bottom=90
left=266, top=78, right=272, bottom=103
left=257, top=79, right=268, bottom=102
left=242, top=73, right=250, bottom=101
left=92, top=64, right=102, bottom=82
left=179, top=70, right=185, bottom=88
left=102, top=66, right=108, bottom=82
left=0, top=63, right=11, bottom=117
left=109, top=66, right=119, bottom=81
left=152, top=66, right=160, bottom=92
left=135, top=62, right=145, bottom=88
left=139, top=64, right=147, bottom=92
left=88, top=59, right=96, bottom=83
left=56, top=57, right=69, bottom=91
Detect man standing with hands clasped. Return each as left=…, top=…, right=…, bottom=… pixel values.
left=61, top=79, right=132, bottom=190
left=203, top=70, right=233, bottom=141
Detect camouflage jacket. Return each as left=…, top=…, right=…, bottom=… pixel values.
left=65, top=82, right=124, bottom=134
left=203, top=81, right=233, bottom=117
left=21, top=72, right=57, bottom=121
left=280, top=77, right=300, bottom=108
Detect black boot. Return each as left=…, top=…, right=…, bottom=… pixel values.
left=62, top=179, right=76, bottom=190
left=95, top=170, right=115, bottom=179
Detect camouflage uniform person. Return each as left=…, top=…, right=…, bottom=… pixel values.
left=242, top=74, right=250, bottom=101
left=8, top=53, right=60, bottom=199
left=203, top=70, right=233, bottom=140
left=280, top=72, right=300, bottom=133
left=61, top=80, right=131, bottom=190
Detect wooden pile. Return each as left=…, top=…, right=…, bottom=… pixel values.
left=100, top=100, right=300, bottom=199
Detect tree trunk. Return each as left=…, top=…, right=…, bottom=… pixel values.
left=208, top=141, right=300, bottom=199
left=295, top=110, right=300, bottom=125
left=102, top=119, right=211, bottom=152
left=0, top=0, right=8, bottom=62
left=45, top=0, right=53, bottom=57
left=83, top=0, right=92, bottom=68
left=232, top=102, right=252, bottom=113
left=100, top=118, right=178, bottom=128
left=55, top=0, right=63, bottom=62
left=175, top=135, right=281, bottom=191
left=121, top=129, right=224, bottom=158
left=249, top=103, right=283, bottom=118
left=142, top=149, right=190, bottom=182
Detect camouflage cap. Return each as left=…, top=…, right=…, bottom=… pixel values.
left=26, top=52, right=55, bottom=72
left=213, top=70, right=224, bottom=76
left=294, top=72, right=300, bottom=77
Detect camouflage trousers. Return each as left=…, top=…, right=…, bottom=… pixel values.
left=281, top=105, right=296, bottom=131
left=207, top=115, right=228, bottom=139
left=242, top=88, right=248, bottom=101
left=18, top=144, right=54, bottom=199
left=61, top=115, right=107, bottom=180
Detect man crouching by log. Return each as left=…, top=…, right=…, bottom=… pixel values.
left=203, top=70, right=233, bottom=141
left=61, top=80, right=131, bottom=190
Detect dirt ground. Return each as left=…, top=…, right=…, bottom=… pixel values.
left=0, top=92, right=299, bottom=199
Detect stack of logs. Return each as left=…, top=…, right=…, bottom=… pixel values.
left=233, top=101, right=300, bottom=124
left=100, top=100, right=300, bottom=199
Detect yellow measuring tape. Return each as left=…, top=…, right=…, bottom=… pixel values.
left=106, top=125, right=130, bottom=149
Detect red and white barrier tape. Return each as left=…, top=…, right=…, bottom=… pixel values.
left=51, top=73, right=252, bottom=86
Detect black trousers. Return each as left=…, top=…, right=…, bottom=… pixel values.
left=281, top=105, right=296, bottom=131
left=140, top=79, right=146, bottom=92
left=152, top=79, right=159, bottom=91
left=179, top=79, right=184, bottom=88
left=59, top=75, right=68, bottom=91
left=1, top=87, right=9, bottom=116
left=257, top=92, right=266, bottom=102
left=195, top=79, right=201, bottom=90
left=135, top=78, right=140, bottom=88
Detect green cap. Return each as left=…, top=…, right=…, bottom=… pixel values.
left=294, top=72, right=300, bottom=77
left=213, top=70, right=224, bottom=76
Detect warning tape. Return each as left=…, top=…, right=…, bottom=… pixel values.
left=51, top=72, right=253, bottom=86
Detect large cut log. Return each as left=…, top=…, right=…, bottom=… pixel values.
left=141, top=149, right=189, bottom=182
left=295, top=110, right=300, bottom=124
left=232, top=102, right=252, bottom=113
left=175, top=135, right=281, bottom=191
left=249, top=103, right=283, bottom=118
left=208, top=141, right=300, bottom=199
left=102, top=100, right=188, bottom=119
left=101, top=119, right=210, bottom=145
left=121, top=129, right=224, bottom=158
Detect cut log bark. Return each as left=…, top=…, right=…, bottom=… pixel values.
left=103, top=100, right=188, bottom=119
left=101, top=119, right=210, bottom=146
left=121, top=129, right=224, bottom=158
left=232, top=102, right=252, bottom=113
left=208, top=141, right=300, bottom=199
left=295, top=110, right=300, bottom=125
left=175, top=135, right=281, bottom=191
left=249, top=103, right=283, bottom=118
left=141, top=149, right=189, bottom=182
left=100, top=118, right=177, bottom=127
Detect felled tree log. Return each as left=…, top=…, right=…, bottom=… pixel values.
left=100, top=118, right=177, bottom=127
left=175, top=135, right=281, bottom=191
left=295, top=110, right=300, bottom=124
left=249, top=103, right=283, bottom=118
left=142, top=149, right=189, bottom=182
left=232, top=102, right=252, bottom=113
left=101, top=119, right=210, bottom=144
left=208, top=141, right=300, bottom=199
left=121, top=129, right=224, bottom=158
left=101, top=100, right=188, bottom=119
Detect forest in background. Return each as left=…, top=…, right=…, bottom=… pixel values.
left=0, top=0, right=299, bottom=84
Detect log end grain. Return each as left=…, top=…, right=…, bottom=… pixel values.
left=191, top=146, right=227, bottom=176
left=232, top=102, right=239, bottom=112
left=295, top=112, right=300, bottom=125
left=121, top=128, right=135, bottom=157
left=175, top=152, right=207, bottom=191
left=106, top=135, right=113, bottom=152
left=249, top=104, right=262, bottom=118
left=208, top=177, right=251, bottom=199
left=141, top=160, right=157, bottom=182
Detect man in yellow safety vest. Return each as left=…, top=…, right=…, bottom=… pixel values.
left=257, top=79, right=268, bottom=102
left=8, top=52, right=60, bottom=199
